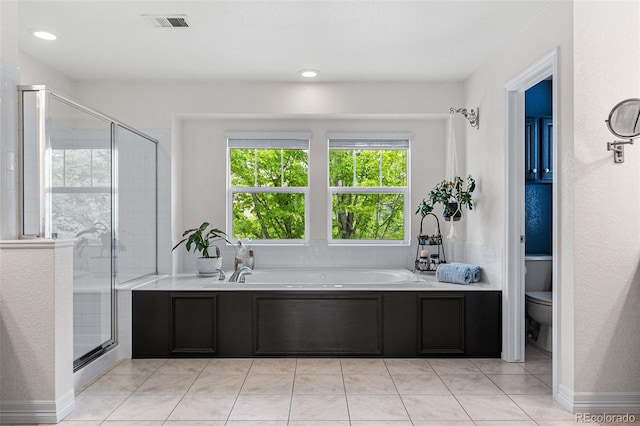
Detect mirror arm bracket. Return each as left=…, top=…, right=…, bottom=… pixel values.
left=607, top=139, right=634, bottom=163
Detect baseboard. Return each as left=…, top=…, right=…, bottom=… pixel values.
left=557, top=384, right=640, bottom=414
left=0, top=389, right=75, bottom=424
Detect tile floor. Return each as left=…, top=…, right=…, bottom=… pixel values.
left=52, top=345, right=619, bottom=426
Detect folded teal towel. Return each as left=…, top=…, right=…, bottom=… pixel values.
left=436, top=262, right=481, bottom=284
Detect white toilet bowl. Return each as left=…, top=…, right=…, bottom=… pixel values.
left=525, top=291, right=552, bottom=352
left=524, top=256, right=552, bottom=352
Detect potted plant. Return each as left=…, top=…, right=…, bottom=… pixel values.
left=417, top=175, right=476, bottom=221
left=173, top=221, right=230, bottom=275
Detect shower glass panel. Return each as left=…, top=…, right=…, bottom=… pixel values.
left=117, top=125, right=157, bottom=283
left=18, top=86, right=158, bottom=371
left=48, top=95, right=114, bottom=364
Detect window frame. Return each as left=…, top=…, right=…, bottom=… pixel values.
left=327, top=132, right=412, bottom=246
left=226, top=131, right=311, bottom=245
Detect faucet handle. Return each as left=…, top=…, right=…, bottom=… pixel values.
left=217, top=269, right=226, bottom=281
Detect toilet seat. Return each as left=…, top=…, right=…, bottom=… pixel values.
left=525, top=291, right=552, bottom=306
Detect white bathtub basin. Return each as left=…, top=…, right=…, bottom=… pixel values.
left=241, top=268, right=420, bottom=285
left=130, top=268, right=499, bottom=291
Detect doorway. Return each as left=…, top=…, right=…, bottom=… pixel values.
left=504, top=49, right=558, bottom=396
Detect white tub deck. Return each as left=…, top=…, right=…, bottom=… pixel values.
left=128, top=268, right=500, bottom=291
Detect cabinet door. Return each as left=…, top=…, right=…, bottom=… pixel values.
left=170, top=293, right=217, bottom=356
left=418, top=294, right=465, bottom=354
left=254, top=295, right=382, bottom=355
left=525, top=117, right=540, bottom=181
left=540, top=117, right=553, bottom=181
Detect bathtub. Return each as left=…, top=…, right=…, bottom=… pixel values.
left=131, top=267, right=499, bottom=291
left=130, top=267, right=502, bottom=358
left=242, top=268, right=419, bottom=285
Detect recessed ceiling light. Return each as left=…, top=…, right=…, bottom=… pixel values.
left=300, top=69, right=319, bottom=78
left=31, top=29, right=57, bottom=40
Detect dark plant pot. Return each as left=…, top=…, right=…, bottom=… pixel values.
left=443, top=202, right=462, bottom=221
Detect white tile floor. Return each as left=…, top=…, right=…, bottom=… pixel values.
left=52, top=345, right=631, bottom=426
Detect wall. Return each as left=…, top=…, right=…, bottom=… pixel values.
left=0, top=240, right=75, bottom=423
left=465, top=0, right=640, bottom=411
left=19, top=52, right=75, bottom=96
left=571, top=0, right=640, bottom=399
left=73, top=81, right=464, bottom=130
left=525, top=80, right=553, bottom=255
left=0, top=0, right=20, bottom=240
left=176, top=116, right=455, bottom=272
left=71, top=81, right=465, bottom=272
left=464, top=0, right=574, bottom=391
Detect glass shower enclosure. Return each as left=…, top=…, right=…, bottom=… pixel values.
left=18, top=86, right=157, bottom=370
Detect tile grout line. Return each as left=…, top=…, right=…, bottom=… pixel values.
left=225, top=358, right=254, bottom=423
left=160, top=359, right=209, bottom=423
left=287, top=358, right=298, bottom=425
left=98, top=359, right=168, bottom=423
left=383, top=359, right=413, bottom=423
left=436, top=359, right=477, bottom=423
left=471, top=358, right=537, bottom=423
left=340, top=358, right=352, bottom=425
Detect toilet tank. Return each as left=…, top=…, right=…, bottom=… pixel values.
left=525, top=255, right=552, bottom=292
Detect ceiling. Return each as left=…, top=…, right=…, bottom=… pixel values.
left=17, top=0, right=552, bottom=82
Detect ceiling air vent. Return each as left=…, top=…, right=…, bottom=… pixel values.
left=143, top=14, right=190, bottom=28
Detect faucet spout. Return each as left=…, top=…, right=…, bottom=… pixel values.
left=229, top=266, right=252, bottom=282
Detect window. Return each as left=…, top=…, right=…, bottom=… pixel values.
left=328, top=132, right=411, bottom=244
left=227, top=131, right=310, bottom=243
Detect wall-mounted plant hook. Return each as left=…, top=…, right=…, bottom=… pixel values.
left=450, top=107, right=479, bottom=129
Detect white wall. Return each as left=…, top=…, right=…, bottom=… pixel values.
left=19, top=52, right=75, bottom=96
left=465, top=0, right=640, bottom=410
left=71, top=81, right=465, bottom=272
left=0, top=240, right=75, bottom=423
left=0, top=0, right=20, bottom=240
left=73, top=81, right=463, bottom=129
left=571, top=1, right=640, bottom=397
left=464, top=0, right=574, bottom=389
left=175, top=116, right=455, bottom=272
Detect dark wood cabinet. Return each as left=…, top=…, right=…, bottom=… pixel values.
left=526, top=116, right=553, bottom=182
left=254, top=295, right=382, bottom=355
left=170, top=293, right=217, bottom=355
left=418, top=294, right=465, bottom=354
left=132, top=290, right=501, bottom=358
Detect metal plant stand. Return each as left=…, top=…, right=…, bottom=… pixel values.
left=414, top=213, right=447, bottom=273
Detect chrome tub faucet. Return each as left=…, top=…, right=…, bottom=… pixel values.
left=229, top=266, right=252, bottom=283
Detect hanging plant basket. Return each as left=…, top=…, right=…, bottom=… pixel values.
left=443, top=202, right=462, bottom=221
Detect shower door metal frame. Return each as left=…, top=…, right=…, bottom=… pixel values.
left=17, top=85, right=159, bottom=372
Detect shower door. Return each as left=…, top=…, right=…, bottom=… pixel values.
left=48, top=95, right=116, bottom=367
left=20, top=87, right=116, bottom=369
left=19, top=86, right=158, bottom=371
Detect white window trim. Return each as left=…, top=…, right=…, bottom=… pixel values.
left=226, top=131, right=311, bottom=245
left=327, top=132, right=412, bottom=246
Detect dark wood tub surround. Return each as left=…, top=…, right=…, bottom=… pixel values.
left=132, top=290, right=502, bottom=358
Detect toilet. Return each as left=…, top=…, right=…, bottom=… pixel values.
left=525, top=256, right=552, bottom=352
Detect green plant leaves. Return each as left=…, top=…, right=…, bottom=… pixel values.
left=172, top=222, right=229, bottom=258
left=417, top=175, right=476, bottom=217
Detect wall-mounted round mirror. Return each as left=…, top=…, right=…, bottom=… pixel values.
left=606, top=98, right=640, bottom=139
